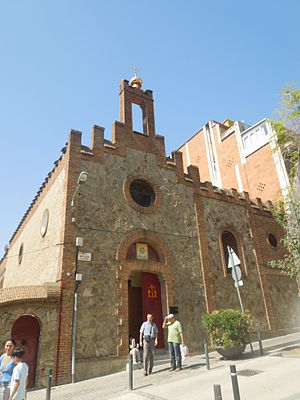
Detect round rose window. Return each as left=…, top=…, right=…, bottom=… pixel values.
left=129, top=180, right=155, bottom=208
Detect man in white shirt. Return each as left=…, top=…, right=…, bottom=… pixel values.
left=139, top=314, right=158, bottom=376
left=9, top=348, right=28, bottom=400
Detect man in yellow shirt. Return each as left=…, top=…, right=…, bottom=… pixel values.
left=162, top=314, right=184, bottom=372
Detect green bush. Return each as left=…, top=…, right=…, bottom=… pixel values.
left=202, top=309, right=250, bottom=349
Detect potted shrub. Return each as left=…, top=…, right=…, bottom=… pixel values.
left=202, top=309, right=250, bottom=359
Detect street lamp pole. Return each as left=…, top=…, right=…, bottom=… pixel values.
left=70, top=171, right=88, bottom=383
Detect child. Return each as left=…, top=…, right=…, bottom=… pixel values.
left=9, top=348, right=28, bottom=400
left=129, top=337, right=141, bottom=366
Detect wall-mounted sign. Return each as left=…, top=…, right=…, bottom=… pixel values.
left=136, top=243, right=148, bottom=260
left=78, top=252, right=91, bottom=262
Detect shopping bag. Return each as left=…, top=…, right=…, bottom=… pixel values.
left=180, top=344, right=189, bottom=361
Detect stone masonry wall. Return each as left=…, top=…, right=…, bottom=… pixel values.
left=72, top=147, right=206, bottom=379
left=201, top=196, right=270, bottom=329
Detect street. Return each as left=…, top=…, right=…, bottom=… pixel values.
left=27, top=331, right=300, bottom=400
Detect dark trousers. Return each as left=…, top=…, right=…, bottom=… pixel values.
left=168, top=342, right=182, bottom=370
left=143, top=339, right=155, bottom=373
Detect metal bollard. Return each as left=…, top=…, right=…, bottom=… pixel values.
left=248, top=333, right=254, bottom=356
left=257, top=327, right=264, bottom=356
left=213, top=384, right=223, bottom=399
left=230, top=365, right=241, bottom=400
left=204, top=341, right=210, bottom=370
left=129, top=353, right=133, bottom=390
left=46, top=368, right=52, bottom=400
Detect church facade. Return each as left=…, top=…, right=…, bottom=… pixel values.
left=0, top=76, right=299, bottom=387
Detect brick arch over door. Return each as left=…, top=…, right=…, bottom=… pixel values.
left=116, top=230, right=175, bottom=355
left=219, top=225, right=248, bottom=277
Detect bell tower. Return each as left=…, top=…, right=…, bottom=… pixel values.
left=119, top=67, right=155, bottom=137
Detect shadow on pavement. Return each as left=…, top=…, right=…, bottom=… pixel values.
left=133, top=384, right=153, bottom=390
left=182, top=363, right=206, bottom=370
left=262, top=339, right=300, bottom=353
left=151, top=367, right=172, bottom=373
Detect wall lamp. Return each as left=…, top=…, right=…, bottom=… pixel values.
left=71, top=171, right=88, bottom=213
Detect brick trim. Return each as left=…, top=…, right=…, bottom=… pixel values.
left=117, top=230, right=172, bottom=265
left=116, top=230, right=174, bottom=355
left=0, top=283, right=60, bottom=305
left=218, top=225, right=248, bottom=277
left=55, top=129, right=82, bottom=384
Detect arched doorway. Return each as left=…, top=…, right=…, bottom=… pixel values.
left=117, top=230, right=175, bottom=356
left=11, top=315, right=40, bottom=388
left=128, top=271, right=164, bottom=348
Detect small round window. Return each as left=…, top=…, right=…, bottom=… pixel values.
left=267, top=233, right=278, bottom=248
left=18, top=243, right=24, bottom=265
left=130, top=180, right=155, bottom=207
left=40, top=209, right=49, bottom=237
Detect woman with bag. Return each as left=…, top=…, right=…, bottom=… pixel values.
left=0, top=341, right=16, bottom=400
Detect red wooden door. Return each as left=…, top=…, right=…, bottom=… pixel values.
left=11, top=315, right=40, bottom=388
left=141, top=272, right=164, bottom=348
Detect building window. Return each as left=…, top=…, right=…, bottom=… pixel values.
left=242, top=122, right=270, bottom=156
left=221, top=231, right=241, bottom=274
left=130, top=180, right=155, bottom=207
left=40, top=209, right=49, bottom=237
left=123, top=175, right=162, bottom=214
left=267, top=233, right=278, bottom=248
left=18, top=243, right=24, bottom=265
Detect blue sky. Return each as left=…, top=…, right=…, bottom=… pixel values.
left=0, top=1, right=299, bottom=257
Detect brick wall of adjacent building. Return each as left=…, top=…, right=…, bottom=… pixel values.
left=179, top=121, right=286, bottom=202
left=212, top=124, right=248, bottom=192
left=181, top=129, right=211, bottom=183
left=244, top=143, right=282, bottom=202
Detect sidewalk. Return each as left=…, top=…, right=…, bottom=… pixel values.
left=27, top=331, right=300, bottom=400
